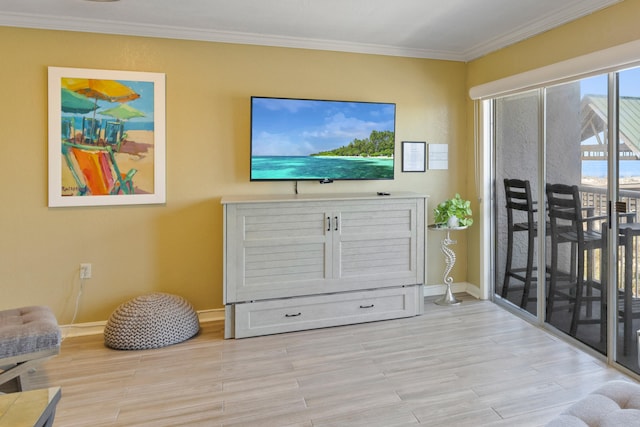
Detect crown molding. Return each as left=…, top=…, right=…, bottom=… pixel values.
left=0, top=0, right=622, bottom=62
left=462, top=0, right=623, bottom=61
left=0, top=11, right=466, bottom=61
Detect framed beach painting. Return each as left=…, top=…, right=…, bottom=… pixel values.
left=48, top=67, right=166, bottom=207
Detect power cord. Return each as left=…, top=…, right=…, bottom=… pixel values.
left=61, top=272, right=84, bottom=342
left=70, top=277, right=84, bottom=325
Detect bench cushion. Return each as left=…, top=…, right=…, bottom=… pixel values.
left=546, top=381, right=640, bottom=427
left=0, top=306, right=61, bottom=359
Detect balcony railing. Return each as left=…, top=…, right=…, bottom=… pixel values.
left=580, top=185, right=640, bottom=299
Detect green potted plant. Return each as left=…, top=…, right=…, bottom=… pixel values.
left=434, top=193, right=473, bottom=228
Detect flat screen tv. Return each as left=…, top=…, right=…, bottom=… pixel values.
left=250, top=96, right=396, bottom=181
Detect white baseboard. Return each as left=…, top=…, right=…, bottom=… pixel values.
left=61, top=286, right=482, bottom=339
left=60, top=308, right=226, bottom=339
left=196, top=308, right=226, bottom=323
left=423, top=282, right=482, bottom=300
left=61, top=320, right=107, bottom=339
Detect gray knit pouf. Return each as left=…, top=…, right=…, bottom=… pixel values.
left=104, top=293, right=199, bottom=350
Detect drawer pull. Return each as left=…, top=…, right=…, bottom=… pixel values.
left=334, top=216, right=339, bottom=231
left=327, top=216, right=331, bottom=231
left=285, top=312, right=302, bottom=318
left=359, top=304, right=375, bottom=309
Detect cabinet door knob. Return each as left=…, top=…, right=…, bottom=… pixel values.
left=285, top=312, right=302, bottom=317
left=334, top=216, right=339, bottom=231
left=327, top=216, right=331, bottom=231
left=359, top=304, right=375, bottom=309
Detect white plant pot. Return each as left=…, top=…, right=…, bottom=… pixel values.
left=447, top=216, right=460, bottom=228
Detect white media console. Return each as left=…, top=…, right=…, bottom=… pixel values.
left=222, top=192, right=428, bottom=338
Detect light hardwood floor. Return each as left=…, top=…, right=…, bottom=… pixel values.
left=28, top=295, right=636, bottom=426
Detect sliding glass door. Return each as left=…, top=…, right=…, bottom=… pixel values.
left=494, top=91, right=540, bottom=317
left=614, top=67, right=640, bottom=373
left=545, top=76, right=609, bottom=353
left=493, top=69, right=640, bottom=375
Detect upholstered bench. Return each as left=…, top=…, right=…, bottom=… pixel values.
left=546, top=380, right=640, bottom=426
left=0, top=306, right=61, bottom=392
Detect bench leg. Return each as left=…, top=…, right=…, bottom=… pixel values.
left=0, top=350, right=58, bottom=392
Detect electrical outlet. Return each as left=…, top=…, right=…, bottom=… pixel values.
left=80, top=263, right=92, bottom=279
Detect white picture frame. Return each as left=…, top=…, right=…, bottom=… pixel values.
left=48, top=66, right=166, bottom=207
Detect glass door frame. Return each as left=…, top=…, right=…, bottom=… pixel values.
left=605, top=71, right=619, bottom=363
left=484, top=74, right=637, bottom=374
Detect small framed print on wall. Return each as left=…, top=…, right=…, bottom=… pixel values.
left=401, top=141, right=426, bottom=172
left=428, top=143, right=448, bottom=170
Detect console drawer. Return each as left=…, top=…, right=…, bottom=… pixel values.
left=232, top=285, right=421, bottom=338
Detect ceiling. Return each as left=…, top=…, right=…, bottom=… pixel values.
left=0, top=0, right=623, bottom=61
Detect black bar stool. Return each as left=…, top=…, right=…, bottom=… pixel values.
left=546, top=183, right=604, bottom=337
left=502, top=179, right=541, bottom=308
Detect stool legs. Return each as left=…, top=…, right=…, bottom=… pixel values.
left=502, top=179, right=537, bottom=310
left=502, top=226, right=536, bottom=309
left=520, top=227, right=536, bottom=308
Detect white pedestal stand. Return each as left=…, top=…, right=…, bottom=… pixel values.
left=428, top=225, right=468, bottom=306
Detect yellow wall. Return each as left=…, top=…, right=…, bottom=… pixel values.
left=10, top=0, right=636, bottom=323
left=468, top=0, right=640, bottom=89
left=0, top=26, right=468, bottom=322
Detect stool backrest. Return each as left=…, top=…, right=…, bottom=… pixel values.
left=545, top=183, right=586, bottom=241
left=504, top=179, right=535, bottom=213
left=504, top=179, right=538, bottom=232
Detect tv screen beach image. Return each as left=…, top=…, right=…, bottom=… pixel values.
left=250, top=97, right=396, bottom=181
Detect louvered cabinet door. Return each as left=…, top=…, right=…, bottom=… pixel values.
left=331, top=198, right=425, bottom=291
left=224, top=202, right=332, bottom=303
